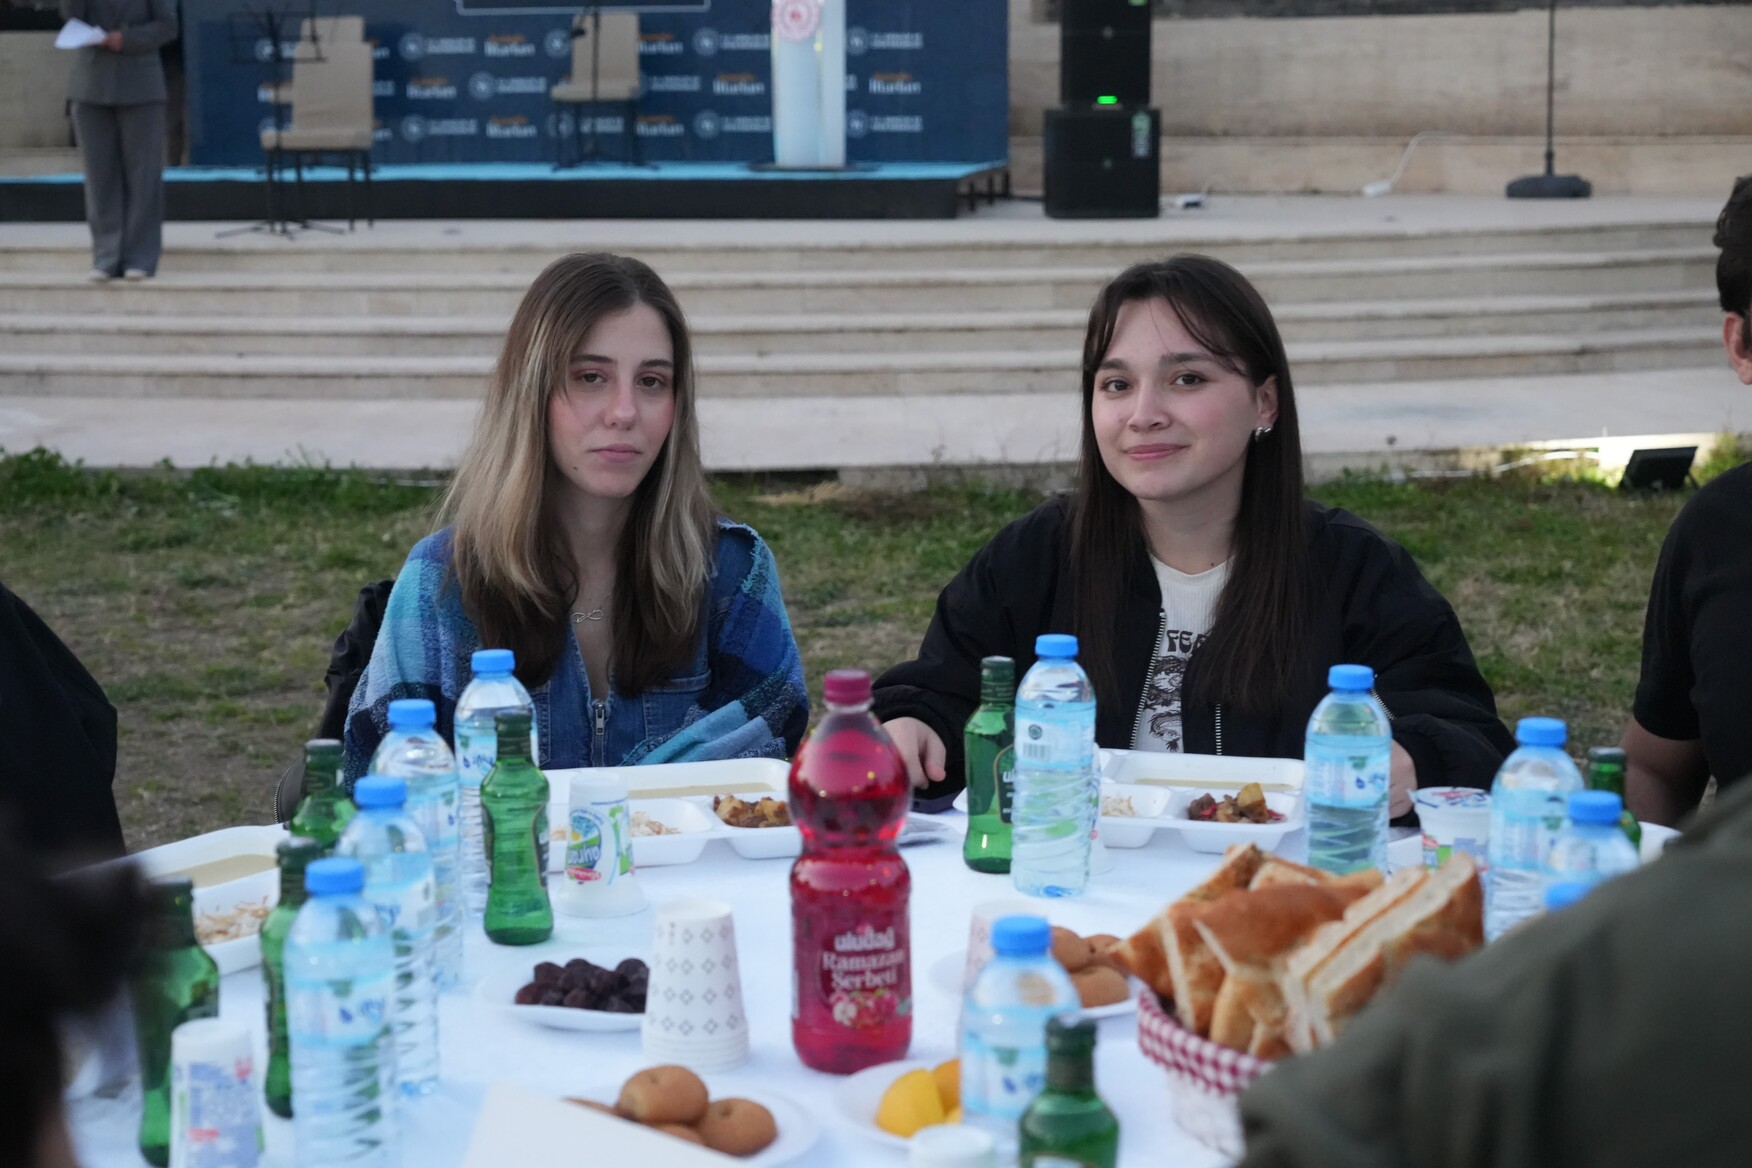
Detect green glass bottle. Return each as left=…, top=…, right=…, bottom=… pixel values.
left=963, top=656, right=1016, bottom=874
left=131, top=878, right=221, bottom=1167
left=1586, top=746, right=1642, bottom=849
left=260, top=835, right=323, bottom=1119
left=289, top=738, right=356, bottom=852
left=482, top=710, right=553, bottom=945
left=1019, top=1017, right=1119, bottom=1168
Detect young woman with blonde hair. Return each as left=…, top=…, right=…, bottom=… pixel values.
left=344, top=252, right=808, bottom=775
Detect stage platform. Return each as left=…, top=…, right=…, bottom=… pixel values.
left=0, top=161, right=1011, bottom=222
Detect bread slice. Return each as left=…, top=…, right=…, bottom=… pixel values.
left=1207, top=972, right=1256, bottom=1051
left=1296, top=856, right=1483, bottom=1048
left=1247, top=855, right=1327, bottom=890
left=1163, top=898, right=1228, bottom=1034
left=1113, top=843, right=1266, bottom=1004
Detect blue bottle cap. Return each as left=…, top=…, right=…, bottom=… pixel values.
left=1567, top=789, right=1623, bottom=825
left=1034, top=634, right=1079, bottom=660
left=472, top=648, right=515, bottom=675
left=1544, top=881, right=1590, bottom=912
left=1327, top=664, right=1375, bottom=692
left=353, top=775, right=408, bottom=809
left=387, top=698, right=437, bottom=730
left=991, top=915, right=1052, bottom=958
left=1516, top=717, right=1567, bottom=747
left=306, top=857, right=366, bottom=896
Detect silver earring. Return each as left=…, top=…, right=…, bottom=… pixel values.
left=1252, top=425, right=1273, bottom=443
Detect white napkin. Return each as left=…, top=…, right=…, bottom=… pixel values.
left=56, top=18, right=107, bottom=49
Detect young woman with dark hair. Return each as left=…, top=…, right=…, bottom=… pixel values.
left=343, top=252, right=809, bottom=776
left=875, top=255, right=1513, bottom=813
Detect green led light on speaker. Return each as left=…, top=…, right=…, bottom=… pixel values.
left=1096, top=95, right=1118, bottom=105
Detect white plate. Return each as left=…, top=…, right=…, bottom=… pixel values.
left=1096, top=782, right=1173, bottom=848
left=130, top=823, right=289, bottom=973
left=1639, top=820, right=1679, bottom=863
left=832, top=1059, right=944, bottom=1150
left=927, top=950, right=1137, bottom=1021
left=570, top=1086, right=820, bottom=1166
left=629, top=798, right=720, bottom=867
left=1166, top=787, right=1304, bottom=853
left=474, top=960, right=646, bottom=1032
left=1387, top=819, right=1679, bottom=874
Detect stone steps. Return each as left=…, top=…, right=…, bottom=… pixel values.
left=0, top=290, right=1716, bottom=358
left=0, top=327, right=1717, bottom=400
left=0, top=248, right=1716, bottom=318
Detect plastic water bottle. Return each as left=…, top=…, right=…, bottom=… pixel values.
left=370, top=698, right=462, bottom=989
left=285, top=858, right=398, bottom=1167
left=1012, top=635, right=1097, bottom=898
left=1304, top=664, right=1392, bottom=876
left=454, top=649, right=538, bottom=917
left=1545, top=790, right=1640, bottom=893
left=1485, top=716, right=1585, bottom=940
left=960, top=915, right=1080, bottom=1160
left=335, top=777, right=440, bottom=1096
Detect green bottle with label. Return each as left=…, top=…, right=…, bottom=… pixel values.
left=482, top=710, right=553, bottom=944
left=963, top=656, right=1016, bottom=873
left=131, top=878, right=221, bottom=1167
left=1019, top=1017, right=1120, bottom=1168
left=289, top=738, right=356, bottom=852
left=1586, top=746, right=1643, bottom=849
left=261, top=835, right=323, bottom=1118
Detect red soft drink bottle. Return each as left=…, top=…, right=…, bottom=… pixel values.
left=790, top=669, right=913, bottom=1073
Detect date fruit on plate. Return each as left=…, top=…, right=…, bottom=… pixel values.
left=514, top=956, right=648, bottom=1013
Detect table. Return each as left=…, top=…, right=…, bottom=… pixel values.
left=70, top=812, right=1257, bottom=1168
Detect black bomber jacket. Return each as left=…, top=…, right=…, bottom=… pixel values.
left=872, top=497, right=1515, bottom=811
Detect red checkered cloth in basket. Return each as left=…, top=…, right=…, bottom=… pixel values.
left=1137, top=987, right=1271, bottom=1097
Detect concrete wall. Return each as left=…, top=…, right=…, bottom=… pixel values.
left=0, top=32, right=72, bottom=149
left=1010, top=2, right=1752, bottom=138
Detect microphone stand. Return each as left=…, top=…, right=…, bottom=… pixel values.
left=1506, top=0, right=1591, bottom=199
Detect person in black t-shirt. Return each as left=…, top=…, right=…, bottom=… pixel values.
left=1623, top=176, right=1752, bottom=825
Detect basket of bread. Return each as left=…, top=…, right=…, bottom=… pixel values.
left=1114, top=843, right=1483, bottom=1156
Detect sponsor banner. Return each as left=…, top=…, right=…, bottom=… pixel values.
left=185, top=0, right=1005, bottom=166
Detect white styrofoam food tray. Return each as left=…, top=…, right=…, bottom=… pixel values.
left=1099, top=750, right=1305, bottom=854
left=130, top=824, right=290, bottom=973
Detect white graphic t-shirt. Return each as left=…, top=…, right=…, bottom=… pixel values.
left=1130, top=556, right=1230, bottom=753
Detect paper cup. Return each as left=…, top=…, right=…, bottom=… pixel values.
left=169, top=1018, right=261, bottom=1168
left=1413, top=788, right=1491, bottom=871
left=642, top=897, right=748, bottom=1071
left=961, top=898, right=1038, bottom=992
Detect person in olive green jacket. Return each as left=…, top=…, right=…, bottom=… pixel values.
left=1237, top=781, right=1752, bottom=1168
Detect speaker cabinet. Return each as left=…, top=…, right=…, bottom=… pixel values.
left=1060, top=0, right=1152, bottom=106
left=1044, top=106, right=1160, bottom=219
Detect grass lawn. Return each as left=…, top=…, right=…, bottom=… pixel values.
left=1, top=448, right=1732, bottom=852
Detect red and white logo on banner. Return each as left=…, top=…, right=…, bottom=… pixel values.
left=773, top=0, right=820, bottom=43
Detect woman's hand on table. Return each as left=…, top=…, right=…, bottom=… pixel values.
left=1390, top=740, right=1416, bottom=818
left=884, top=717, right=946, bottom=790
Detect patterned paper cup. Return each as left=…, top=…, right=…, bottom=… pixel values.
left=641, top=896, right=749, bottom=1072
left=960, top=898, right=1040, bottom=992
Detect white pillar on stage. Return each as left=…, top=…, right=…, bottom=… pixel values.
left=770, top=0, right=845, bottom=169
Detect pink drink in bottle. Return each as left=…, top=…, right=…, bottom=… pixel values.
left=790, top=669, right=913, bottom=1073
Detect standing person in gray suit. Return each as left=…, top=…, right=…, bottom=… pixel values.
left=60, top=0, right=178, bottom=281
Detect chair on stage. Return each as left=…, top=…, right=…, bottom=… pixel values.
left=260, top=38, right=377, bottom=229
left=262, top=17, right=366, bottom=111
left=550, top=9, right=642, bottom=168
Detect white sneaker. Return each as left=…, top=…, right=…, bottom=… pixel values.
left=123, top=268, right=151, bottom=281
left=88, top=268, right=113, bottom=282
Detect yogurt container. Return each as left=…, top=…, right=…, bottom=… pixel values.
left=1413, top=787, right=1491, bottom=871
left=554, top=772, right=647, bottom=918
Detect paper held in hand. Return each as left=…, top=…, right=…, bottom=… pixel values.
left=56, top=18, right=106, bottom=49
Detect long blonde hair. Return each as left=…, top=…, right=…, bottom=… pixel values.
left=440, top=252, right=716, bottom=692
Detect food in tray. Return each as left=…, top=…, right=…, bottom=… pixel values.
left=876, top=1059, right=961, bottom=1137
left=1186, top=782, right=1284, bottom=824
left=1110, top=844, right=1482, bottom=1060
left=515, top=956, right=648, bottom=1013
left=566, top=1064, right=779, bottom=1156
left=713, top=794, right=791, bottom=829
left=167, top=853, right=278, bottom=888
left=1099, top=794, right=1138, bottom=818
left=194, top=897, right=271, bottom=944
left=631, top=811, right=681, bottom=837
left=1048, top=926, right=1132, bottom=1007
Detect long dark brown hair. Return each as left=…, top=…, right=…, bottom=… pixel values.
left=1070, top=255, right=1308, bottom=717
left=440, top=253, right=716, bottom=694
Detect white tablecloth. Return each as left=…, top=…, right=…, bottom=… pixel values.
left=71, top=812, right=1255, bottom=1168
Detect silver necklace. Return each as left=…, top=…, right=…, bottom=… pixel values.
left=571, top=607, right=606, bottom=624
